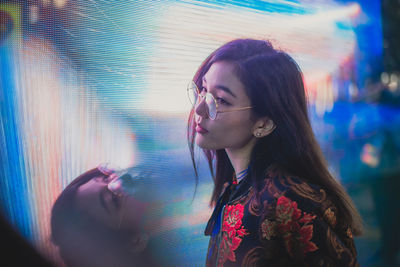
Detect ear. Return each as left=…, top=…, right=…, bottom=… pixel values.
left=252, top=117, right=276, bottom=138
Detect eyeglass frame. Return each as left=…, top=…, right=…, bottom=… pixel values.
left=187, top=81, right=252, bottom=120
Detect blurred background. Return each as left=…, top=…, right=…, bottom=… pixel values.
left=0, top=0, right=399, bottom=266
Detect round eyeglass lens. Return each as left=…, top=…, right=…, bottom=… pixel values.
left=205, top=93, right=217, bottom=119
left=187, top=81, right=198, bottom=106
left=108, top=173, right=137, bottom=196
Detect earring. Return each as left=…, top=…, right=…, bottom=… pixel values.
left=256, top=132, right=261, bottom=137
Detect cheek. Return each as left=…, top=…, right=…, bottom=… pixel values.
left=120, top=198, right=149, bottom=230
left=86, top=200, right=116, bottom=228
left=222, top=119, right=254, bottom=147
left=196, top=115, right=254, bottom=149
left=218, top=113, right=253, bottom=135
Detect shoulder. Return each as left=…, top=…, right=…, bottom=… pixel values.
left=256, top=167, right=358, bottom=265
left=258, top=166, right=336, bottom=223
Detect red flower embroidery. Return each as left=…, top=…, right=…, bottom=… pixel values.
left=218, top=204, right=248, bottom=266
left=276, top=196, right=318, bottom=257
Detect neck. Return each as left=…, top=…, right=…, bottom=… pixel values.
left=225, top=139, right=256, bottom=176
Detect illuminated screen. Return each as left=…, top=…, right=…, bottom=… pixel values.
left=0, top=0, right=389, bottom=266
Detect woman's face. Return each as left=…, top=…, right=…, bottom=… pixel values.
left=194, top=61, right=257, bottom=151
left=75, top=174, right=149, bottom=231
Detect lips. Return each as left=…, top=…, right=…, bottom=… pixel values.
left=196, top=124, right=208, bottom=134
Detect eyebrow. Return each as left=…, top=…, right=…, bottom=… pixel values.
left=99, top=187, right=111, bottom=214
left=202, top=77, right=237, bottom=98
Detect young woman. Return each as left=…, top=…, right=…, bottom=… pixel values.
left=50, top=166, right=166, bottom=267
left=187, top=39, right=362, bottom=266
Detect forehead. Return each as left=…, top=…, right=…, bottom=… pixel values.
left=75, top=178, right=107, bottom=215
left=77, top=177, right=104, bottom=195
left=204, top=61, right=237, bottom=80
left=203, top=61, right=245, bottom=92
left=75, top=177, right=117, bottom=227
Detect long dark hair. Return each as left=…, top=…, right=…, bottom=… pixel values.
left=187, top=39, right=362, bottom=235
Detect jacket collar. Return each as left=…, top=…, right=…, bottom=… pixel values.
left=204, top=176, right=253, bottom=236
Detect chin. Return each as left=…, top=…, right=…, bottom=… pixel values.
left=195, top=136, right=206, bottom=149
left=195, top=135, right=221, bottom=150
left=195, top=135, right=211, bottom=149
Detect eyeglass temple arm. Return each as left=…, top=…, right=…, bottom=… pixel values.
left=218, top=106, right=253, bottom=113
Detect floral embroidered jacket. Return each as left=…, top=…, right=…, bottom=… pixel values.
left=205, top=167, right=359, bottom=267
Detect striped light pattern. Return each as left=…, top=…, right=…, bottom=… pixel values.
left=145, top=1, right=361, bottom=115
left=3, top=39, right=136, bottom=263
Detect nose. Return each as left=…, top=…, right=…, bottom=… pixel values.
left=195, top=95, right=208, bottom=119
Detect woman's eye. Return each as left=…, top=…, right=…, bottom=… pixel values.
left=95, top=176, right=107, bottom=183
left=99, top=175, right=113, bottom=183
left=216, top=97, right=229, bottom=105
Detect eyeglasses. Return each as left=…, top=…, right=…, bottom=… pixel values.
left=187, top=81, right=252, bottom=120
left=107, top=168, right=151, bottom=197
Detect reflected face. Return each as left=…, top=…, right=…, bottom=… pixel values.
left=194, top=61, right=256, bottom=150
left=75, top=174, right=149, bottom=231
